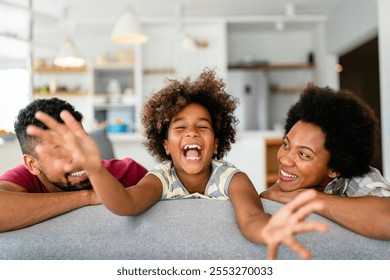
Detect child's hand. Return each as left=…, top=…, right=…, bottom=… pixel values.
left=26, top=110, right=102, bottom=174
left=261, top=189, right=328, bottom=260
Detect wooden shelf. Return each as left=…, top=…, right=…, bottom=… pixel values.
left=33, top=66, right=87, bottom=73
left=265, top=138, right=283, bottom=188
left=266, top=172, right=279, bottom=186
left=228, top=63, right=315, bottom=71
left=270, top=87, right=306, bottom=94
left=34, top=91, right=88, bottom=97
left=94, top=103, right=136, bottom=110
left=143, top=68, right=175, bottom=75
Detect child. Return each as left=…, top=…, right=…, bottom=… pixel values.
left=27, top=68, right=328, bottom=259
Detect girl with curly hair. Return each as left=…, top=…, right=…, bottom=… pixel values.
left=261, top=83, right=390, bottom=239
left=27, top=69, right=328, bottom=259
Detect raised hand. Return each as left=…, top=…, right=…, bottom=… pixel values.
left=26, top=110, right=102, bottom=174
left=261, top=189, right=328, bottom=259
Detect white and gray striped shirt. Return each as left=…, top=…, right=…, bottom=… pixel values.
left=149, top=159, right=241, bottom=200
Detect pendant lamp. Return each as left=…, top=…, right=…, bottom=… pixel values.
left=53, top=37, right=85, bottom=68
left=111, top=7, right=148, bottom=44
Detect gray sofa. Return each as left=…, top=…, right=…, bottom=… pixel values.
left=0, top=198, right=389, bottom=260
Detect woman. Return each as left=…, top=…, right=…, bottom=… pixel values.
left=261, top=83, right=390, bottom=239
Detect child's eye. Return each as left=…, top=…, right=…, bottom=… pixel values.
left=282, top=141, right=289, bottom=149
left=173, top=125, right=185, bottom=130
left=198, top=125, right=209, bottom=130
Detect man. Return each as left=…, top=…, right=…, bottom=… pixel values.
left=0, top=98, right=147, bottom=232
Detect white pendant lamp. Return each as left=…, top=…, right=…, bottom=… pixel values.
left=53, top=37, right=85, bottom=68
left=181, top=33, right=197, bottom=52
left=111, top=7, right=148, bottom=44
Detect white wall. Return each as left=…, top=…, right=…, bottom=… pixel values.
left=142, top=20, right=227, bottom=100
left=227, top=23, right=323, bottom=130
left=326, top=0, right=378, bottom=55
left=378, top=0, right=390, bottom=179
left=324, top=0, right=390, bottom=179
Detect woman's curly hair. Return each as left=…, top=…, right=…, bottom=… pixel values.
left=285, top=83, right=379, bottom=178
left=141, top=68, right=239, bottom=161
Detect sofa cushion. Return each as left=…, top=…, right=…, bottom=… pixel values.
left=0, top=198, right=388, bottom=259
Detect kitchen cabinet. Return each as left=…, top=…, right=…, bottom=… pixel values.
left=33, top=65, right=89, bottom=96
left=265, top=137, right=283, bottom=188
left=228, top=62, right=315, bottom=94
left=32, top=65, right=94, bottom=131
left=91, top=63, right=139, bottom=134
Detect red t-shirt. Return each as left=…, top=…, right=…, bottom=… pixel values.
left=0, top=158, right=148, bottom=193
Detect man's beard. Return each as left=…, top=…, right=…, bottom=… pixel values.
left=50, top=174, right=93, bottom=192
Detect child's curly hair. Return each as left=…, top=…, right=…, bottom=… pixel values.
left=141, top=68, right=239, bottom=161
left=285, top=83, right=379, bottom=178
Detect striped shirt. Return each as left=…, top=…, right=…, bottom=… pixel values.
left=323, top=166, right=390, bottom=197
left=148, top=159, right=241, bottom=200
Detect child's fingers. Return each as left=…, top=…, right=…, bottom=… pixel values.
left=291, top=200, right=325, bottom=224
left=293, top=221, right=329, bottom=234
left=284, top=189, right=317, bottom=212
left=34, top=111, right=65, bottom=132
left=283, top=237, right=312, bottom=260
left=267, top=244, right=277, bottom=260
left=60, top=110, right=87, bottom=137
left=26, top=124, right=56, bottom=143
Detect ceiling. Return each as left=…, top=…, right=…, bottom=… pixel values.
left=30, top=0, right=348, bottom=18
left=1, top=0, right=351, bottom=61
left=29, top=0, right=349, bottom=32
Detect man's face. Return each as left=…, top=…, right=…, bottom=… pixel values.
left=31, top=141, right=91, bottom=192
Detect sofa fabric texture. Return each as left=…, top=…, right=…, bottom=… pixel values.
left=1, top=198, right=389, bottom=260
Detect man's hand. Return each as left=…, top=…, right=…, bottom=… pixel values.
left=261, top=189, right=329, bottom=260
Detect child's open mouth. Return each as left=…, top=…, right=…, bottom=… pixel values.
left=182, top=144, right=202, bottom=161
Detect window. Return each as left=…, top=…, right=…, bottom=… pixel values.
left=0, top=69, right=30, bottom=132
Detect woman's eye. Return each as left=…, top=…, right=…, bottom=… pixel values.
left=299, top=152, right=310, bottom=159
left=282, top=142, right=289, bottom=149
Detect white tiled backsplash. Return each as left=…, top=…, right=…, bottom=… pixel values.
left=142, top=21, right=227, bottom=99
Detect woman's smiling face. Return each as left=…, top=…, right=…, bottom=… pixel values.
left=277, top=120, right=335, bottom=191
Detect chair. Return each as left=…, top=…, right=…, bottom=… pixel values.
left=89, top=132, right=115, bottom=160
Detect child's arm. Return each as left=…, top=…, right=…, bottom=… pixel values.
left=27, top=110, right=162, bottom=216
left=228, top=172, right=328, bottom=260
left=261, top=184, right=390, bottom=240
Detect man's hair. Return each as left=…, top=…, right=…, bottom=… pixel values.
left=14, top=98, right=83, bottom=156
left=141, top=68, right=239, bottom=161
left=285, top=83, right=379, bottom=177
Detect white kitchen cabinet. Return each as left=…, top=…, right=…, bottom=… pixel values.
left=91, top=63, right=141, bottom=134
left=32, top=65, right=94, bottom=131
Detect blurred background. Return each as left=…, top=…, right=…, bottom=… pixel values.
left=1, top=0, right=389, bottom=192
